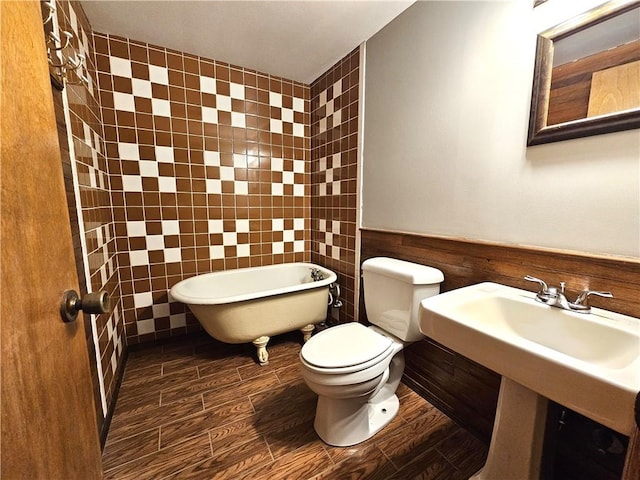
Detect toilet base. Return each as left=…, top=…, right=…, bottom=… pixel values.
left=314, top=394, right=400, bottom=447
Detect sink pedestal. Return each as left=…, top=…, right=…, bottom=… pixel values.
left=471, top=377, right=548, bottom=480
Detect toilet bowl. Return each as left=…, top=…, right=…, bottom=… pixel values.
left=299, top=257, right=444, bottom=447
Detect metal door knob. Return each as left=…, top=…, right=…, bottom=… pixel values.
left=60, top=290, right=110, bottom=323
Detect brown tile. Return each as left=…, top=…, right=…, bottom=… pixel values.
left=160, top=367, right=242, bottom=404
left=202, top=372, right=280, bottom=409
left=387, top=447, right=458, bottom=480
left=435, top=427, right=488, bottom=476
left=310, top=444, right=397, bottom=480
left=102, top=428, right=160, bottom=471
left=240, top=441, right=330, bottom=480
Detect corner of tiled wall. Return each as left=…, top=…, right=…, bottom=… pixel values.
left=311, top=46, right=361, bottom=324
left=91, top=32, right=312, bottom=344
left=54, top=0, right=125, bottom=440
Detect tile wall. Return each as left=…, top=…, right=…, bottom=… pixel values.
left=310, top=47, right=361, bottom=323
left=52, top=0, right=125, bottom=438
left=92, top=33, right=312, bottom=344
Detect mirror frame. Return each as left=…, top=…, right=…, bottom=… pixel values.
left=527, top=0, right=640, bottom=146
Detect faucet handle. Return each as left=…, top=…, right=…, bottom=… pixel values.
left=524, top=275, right=549, bottom=293
left=571, top=290, right=613, bottom=311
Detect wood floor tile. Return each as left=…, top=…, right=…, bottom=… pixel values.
left=104, top=333, right=487, bottom=480
left=202, top=372, right=280, bottom=410
left=163, top=437, right=273, bottom=480
left=103, top=433, right=211, bottom=480
left=239, top=441, right=331, bottom=480
left=309, top=444, right=397, bottom=480
left=436, top=426, right=488, bottom=476
left=159, top=398, right=255, bottom=448
left=102, top=428, right=159, bottom=471
left=160, top=368, right=242, bottom=405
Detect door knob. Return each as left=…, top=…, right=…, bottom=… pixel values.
left=60, top=290, right=110, bottom=323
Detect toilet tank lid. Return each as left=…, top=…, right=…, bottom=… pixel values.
left=362, top=257, right=444, bottom=285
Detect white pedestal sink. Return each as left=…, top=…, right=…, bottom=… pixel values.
left=419, top=282, right=640, bottom=479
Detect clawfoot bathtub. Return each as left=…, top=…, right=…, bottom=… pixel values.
left=170, top=263, right=337, bottom=365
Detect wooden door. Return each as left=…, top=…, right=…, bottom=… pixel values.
left=1, top=1, right=103, bottom=477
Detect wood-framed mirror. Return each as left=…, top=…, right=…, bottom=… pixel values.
left=527, top=0, right=640, bottom=146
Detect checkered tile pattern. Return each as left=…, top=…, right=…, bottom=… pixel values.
left=54, top=0, right=125, bottom=423
left=311, top=47, right=361, bottom=324
left=93, top=32, right=312, bottom=343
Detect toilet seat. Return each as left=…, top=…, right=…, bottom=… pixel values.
left=300, top=323, right=397, bottom=375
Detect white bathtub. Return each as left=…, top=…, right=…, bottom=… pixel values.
left=170, top=262, right=337, bottom=365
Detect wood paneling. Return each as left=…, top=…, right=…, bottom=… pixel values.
left=360, top=228, right=640, bottom=474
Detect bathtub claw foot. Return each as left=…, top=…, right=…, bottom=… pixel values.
left=253, top=336, right=270, bottom=366
left=300, top=324, right=315, bottom=343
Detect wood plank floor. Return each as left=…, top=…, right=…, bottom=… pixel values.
left=103, top=331, right=488, bottom=479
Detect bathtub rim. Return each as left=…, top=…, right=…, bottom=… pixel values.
left=170, top=262, right=337, bottom=305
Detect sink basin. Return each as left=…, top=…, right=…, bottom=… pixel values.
left=419, top=282, right=640, bottom=435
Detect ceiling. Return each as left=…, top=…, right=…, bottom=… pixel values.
left=81, top=1, right=415, bottom=84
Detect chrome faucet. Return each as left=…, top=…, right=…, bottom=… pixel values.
left=311, top=268, right=325, bottom=281
left=524, top=275, right=613, bottom=313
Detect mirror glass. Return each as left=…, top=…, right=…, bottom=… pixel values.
left=528, top=1, right=640, bottom=145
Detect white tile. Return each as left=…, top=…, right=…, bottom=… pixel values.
left=273, top=242, right=284, bottom=254
left=146, top=235, right=165, bottom=250
left=333, top=152, right=341, bottom=166
left=233, top=154, right=247, bottom=168
left=113, top=92, right=135, bottom=112
left=208, top=219, right=223, bottom=233
left=231, top=112, right=245, bottom=128
left=281, top=108, right=293, bottom=123
left=164, top=248, right=181, bottom=263
left=132, top=78, right=152, bottom=98
left=216, top=95, right=231, bottom=111
left=200, top=76, right=216, bottom=94
left=319, top=117, right=326, bottom=133
left=223, top=232, right=237, bottom=245
left=272, top=183, right=283, bottom=196
left=122, top=175, right=143, bottom=191
left=152, top=98, right=171, bottom=117
left=283, top=230, right=295, bottom=242
left=294, top=218, right=305, bottom=230
left=162, top=220, right=180, bottom=235
left=155, top=146, right=174, bottom=163
left=170, top=314, right=186, bottom=329
left=319, top=183, right=326, bottom=196
left=139, top=160, right=159, bottom=177
left=118, top=142, right=139, bottom=161
left=209, top=245, right=225, bottom=259
left=235, top=219, right=250, bottom=232
left=332, top=221, right=341, bottom=234
left=333, top=181, right=341, bottom=195
left=293, top=97, right=304, bottom=112
left=319, top=157, right=326, bottom=171
left=269, top=92, right=282, bottom=107
left=220, top=166, right=234, bottom=181
left=325, top=232, right=333, bottom=244
left=129, top=250, right=149, bottom=267
left=206, top=178, right=221, bottom=193
left=149, top=64, right=169, bottom=85
left=235, top=181, right=248, bottom=195
left=109, top=57, right=132, bottom=78
left=326, top=99, right=334, bottom=115
left=270, top=119, right=282, bottom=134
left=152, top=303, right=170, bottom=317
left=236, top=244, right=250, bottom=257
left=293, top=159, right=305, bottom=173
left=272, top=218, right=284, bottom=231
left=294, top=184, right=305, bottom=196
left=294, top=240, right=305, bottom=252
left=319, top=90, right=326, bottom=106
left=230, top=82, right=245, bottom=100
left=126, top=221, right=146, bottom=237
left=333, top=108, right=342, bottom=126
left=333, top=79, right=342, bottom=97
left=158, top=176, right=176, bottom=192
left=293, top=123, right=305, bottom=137
left=271, top=157, right=283, bottom=171
left=332, top=246, right=341, bottom=260
left=319, top=243, right=326, bottom=256
left=201, top=106, right=218, bottom=124
left=203, top=151, right=220, bottom=166
left=136, top=319, right=155, bottom=335
left=282, top=171, right=294, bottom=184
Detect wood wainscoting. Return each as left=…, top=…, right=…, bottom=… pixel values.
left=359, top=228, right=640, bottom=477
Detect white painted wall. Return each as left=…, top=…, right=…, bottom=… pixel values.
left=362, top=1, right=640, bottom=258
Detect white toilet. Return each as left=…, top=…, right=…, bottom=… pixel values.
left=299, top=257, right=444, bottom=447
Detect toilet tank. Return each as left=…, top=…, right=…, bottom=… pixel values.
left=362, top=257, right=444, bottom=342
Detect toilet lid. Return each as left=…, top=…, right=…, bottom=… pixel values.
left=301, top=323, right=393, bottom=368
